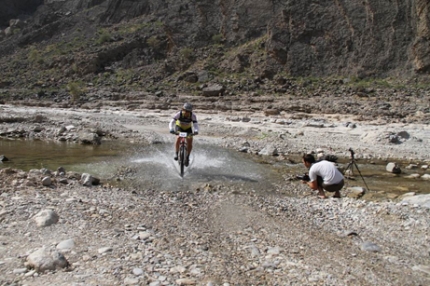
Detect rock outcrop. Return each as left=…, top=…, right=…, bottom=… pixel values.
left=1, top=0, right=430, bottom=99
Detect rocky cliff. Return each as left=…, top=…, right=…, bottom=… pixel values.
left=0, top=0, right=429, bottom=99
left=0, top=0, right=43, bottom=27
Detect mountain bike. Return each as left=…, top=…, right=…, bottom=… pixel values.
left=176, top=132, right=194, bottom=177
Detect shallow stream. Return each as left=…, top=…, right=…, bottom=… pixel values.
left=1, top=138, right=429, bottom=199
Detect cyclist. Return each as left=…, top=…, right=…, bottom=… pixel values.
left=169, top=103, right=199, bottom=166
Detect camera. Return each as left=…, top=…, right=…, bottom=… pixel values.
left=296, top=174, right=310, bottom=181
left=348, top=148, right=355, bottom=158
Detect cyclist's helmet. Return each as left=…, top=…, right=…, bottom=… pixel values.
left=183, top=103, right=193, bottom=112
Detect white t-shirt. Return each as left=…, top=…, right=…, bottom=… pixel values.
left=309, top=160, right=344, bottom=185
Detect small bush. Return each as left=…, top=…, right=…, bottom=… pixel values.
left=28, top=46, right=44, bottom=65
left=96, top=29, right=112, bottom=45
left=67, top=82, right=84, bottom=103
left=147, top=36, right=160, bottom=48
left=153, top=21, right=164, bottom=27
left=180, top=47, right=193, bottom=60
left=212, top=34, right=223, bottom=44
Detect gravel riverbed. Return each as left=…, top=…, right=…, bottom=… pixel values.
left=0, top=103, right=429, bottom=286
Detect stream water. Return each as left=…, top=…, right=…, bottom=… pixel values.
left=1, top=138, right=429, bottom=199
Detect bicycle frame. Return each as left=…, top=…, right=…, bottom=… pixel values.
left=177, top=132, right=189, bottom=177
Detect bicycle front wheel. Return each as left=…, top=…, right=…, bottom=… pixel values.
left=179, top=145, right=186, bottom=177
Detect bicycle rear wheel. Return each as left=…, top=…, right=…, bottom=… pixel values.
left=179, top=145, right=186, bottom=177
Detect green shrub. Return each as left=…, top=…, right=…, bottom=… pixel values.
left=28, top=46, right=44, bottom=65
left=67, top=82, right=84, bottom=103
left=180, top=47, right=193, bottom=60
left=117, top=22, right=149, bottom=35
left=147, top=36, right=160, bottom=48
left=96, top=29, right=112, bottom=45
left=212, top=34, right=223, bottom=44
left=153, top=20, right=164, bottom=27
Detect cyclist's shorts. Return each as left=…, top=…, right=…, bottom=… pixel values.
left=176, top=126, right=193, bottom=135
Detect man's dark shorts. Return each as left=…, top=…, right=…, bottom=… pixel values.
left=317, top=176, right=344, bottom=192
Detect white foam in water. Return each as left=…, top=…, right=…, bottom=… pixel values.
left=131, top=152, right=172, bottom=167
left=190, top=152, right=225, bottom=169
left=129, top=144, right=263, bottom=180
left=131, top=146, right=225, bottom=168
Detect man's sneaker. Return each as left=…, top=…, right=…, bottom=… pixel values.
left=185, top=156, right=190, bottom=167
left=174, top=153, right=178, bottom=161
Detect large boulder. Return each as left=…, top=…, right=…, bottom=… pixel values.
left=202, top=84, right=225, bottom=97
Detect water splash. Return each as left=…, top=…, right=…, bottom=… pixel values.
left=128, top=143, right=263, bottom=182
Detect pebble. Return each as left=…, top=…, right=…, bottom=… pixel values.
left=132, top=268, right=144, bottom=276
left=98, top=247, right=113, bottom=254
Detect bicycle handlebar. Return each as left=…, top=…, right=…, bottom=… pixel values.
left=173, top=131, right=197, bottom=137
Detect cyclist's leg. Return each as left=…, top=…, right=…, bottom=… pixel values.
left=186, top=137, right=193, bottom=156
left=175, top=137, right=180, bottom=153
left=174, top=133, right=180, bottom=160
left=174, top=126, right=184, bottom=159
left=181, top=129, right=190, bottom=166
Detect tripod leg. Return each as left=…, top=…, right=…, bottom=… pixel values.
left=344, top=162, right=354, bottom=177
left=353, top=162, right=371, bottom=191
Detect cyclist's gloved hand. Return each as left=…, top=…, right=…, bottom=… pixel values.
left=170, top=130, right=175, bottom=134
left=193, top=131, right=198, bottom=135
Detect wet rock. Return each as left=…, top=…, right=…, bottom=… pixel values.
left=78, top=131, right=101, bottom=145
left=258, top=144, right=278, bottom=156
left=405, top=164, right=418, bottom=169
left=386, top=162, right=401, bottom=174
left=346, top=186, right=366, bottom=198
left=41, top=176, right=51, bottom=186
left=80, top=173, right=100, bottom=186
left=40, top=168, right=51, bottom=175
left=57, top=166, right=66, bottom=176
left=421, top=174, right=430, bottom=180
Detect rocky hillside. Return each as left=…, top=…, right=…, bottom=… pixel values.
left=1, top=0, right=430, bottom=105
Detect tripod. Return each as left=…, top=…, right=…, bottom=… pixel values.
left=344, top=148, right=371, bottom=192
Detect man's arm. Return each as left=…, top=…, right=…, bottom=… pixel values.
left=169, top=118, right=176, bottom=131
left=193, top=121, right=199, bottom=133
left=305, top=165, right=318, bottom=190
left=191, top=114, right=199, bottom=133
left=306, top=180, right=318, bottom=190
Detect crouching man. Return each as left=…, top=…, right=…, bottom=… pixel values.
left=302, top=154, right=344, bottom=199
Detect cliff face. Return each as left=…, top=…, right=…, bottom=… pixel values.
left=97, top=0, right=430, bottom=77
left=0, top=0, right=43, bottom=27
left=1, top=0, right=429, bottom=82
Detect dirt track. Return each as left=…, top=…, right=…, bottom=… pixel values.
left=1, top=104, right=430, bottom=286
